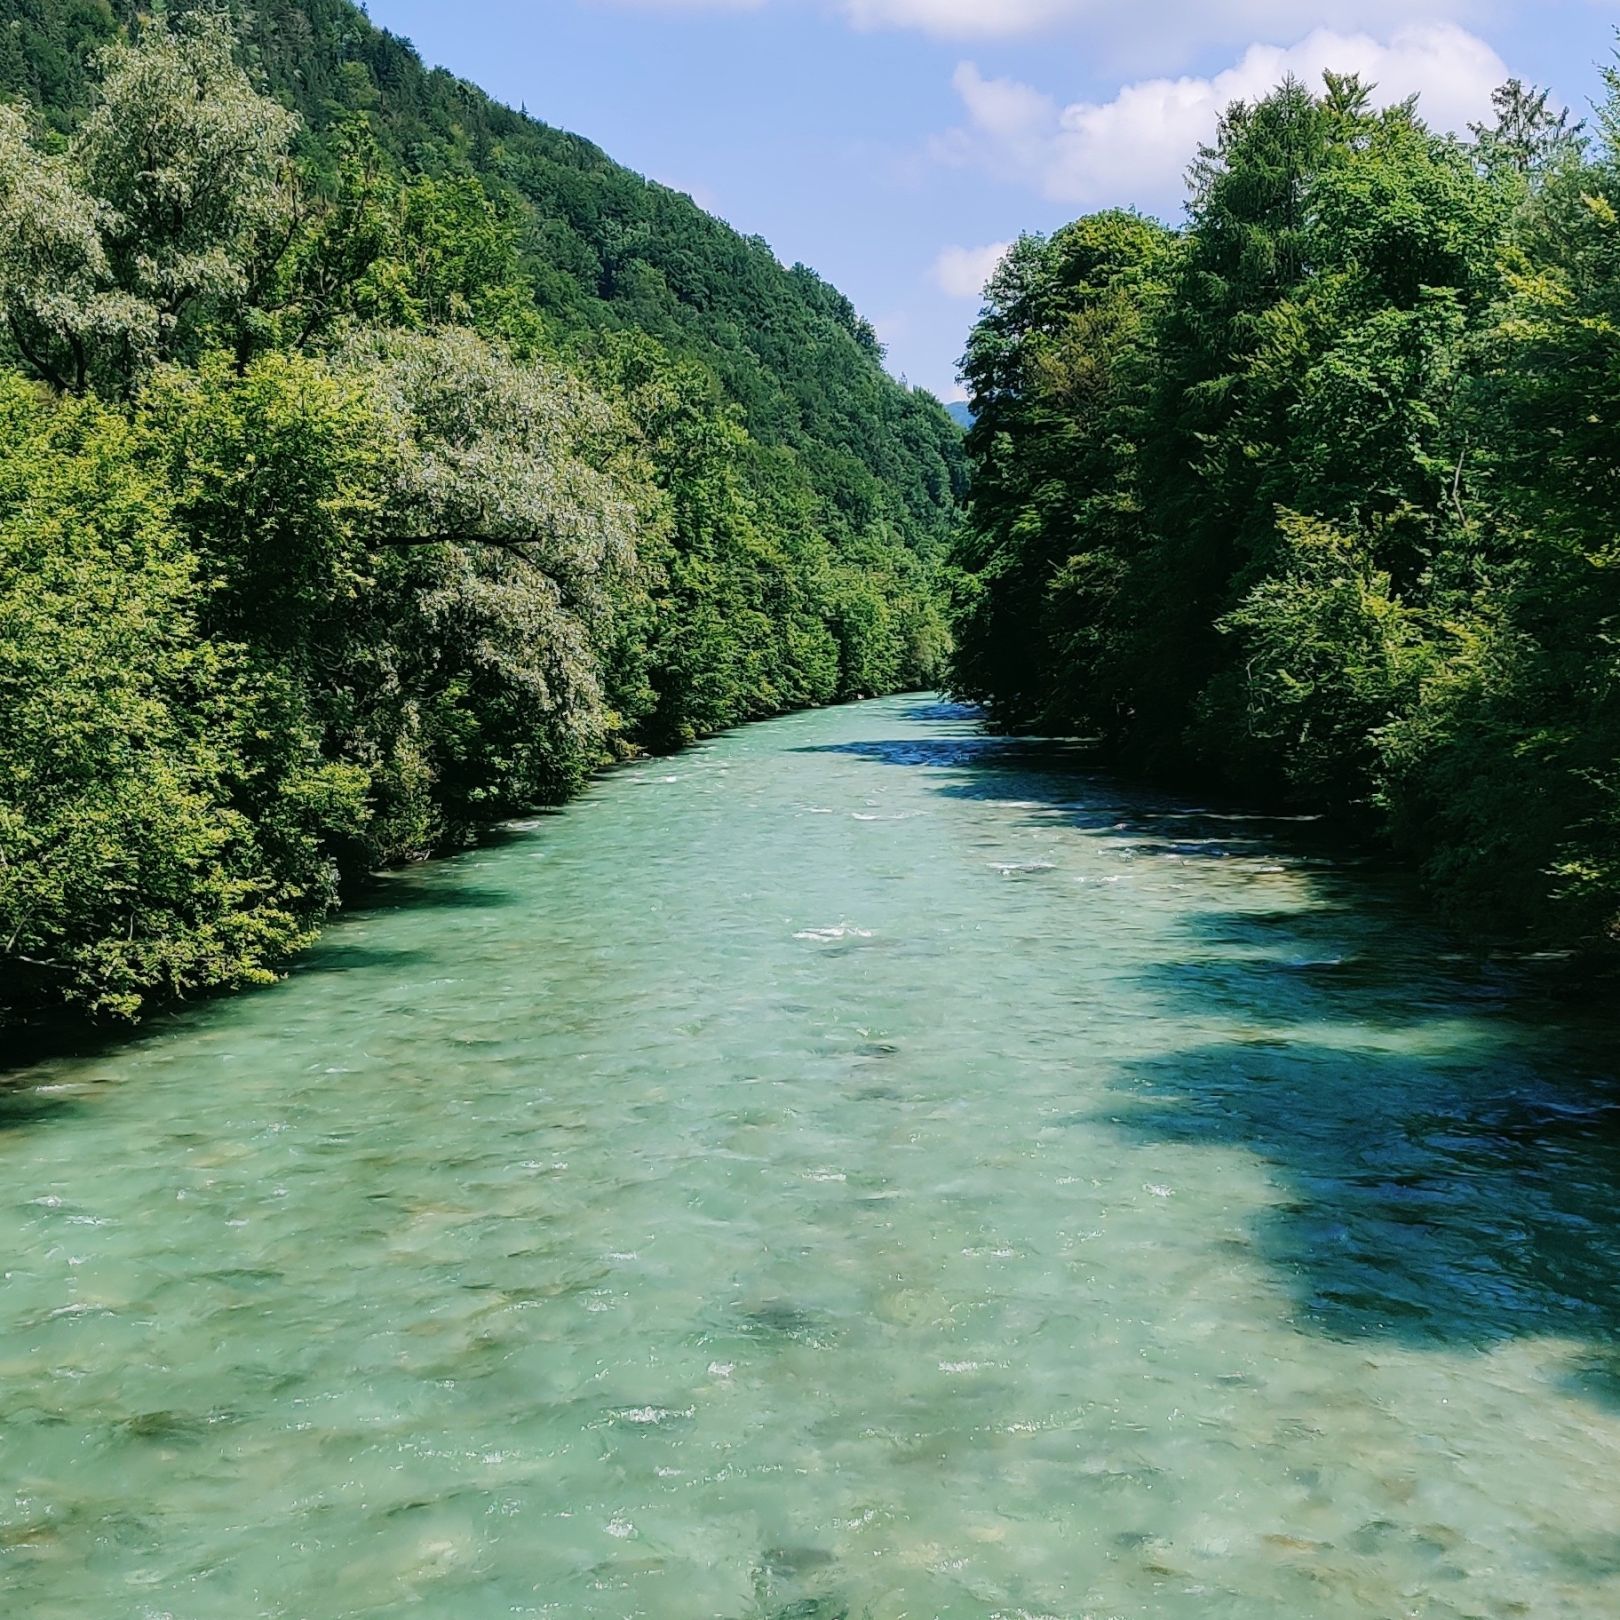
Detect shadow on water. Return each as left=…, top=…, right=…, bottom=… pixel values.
left=796, top=733, right=1090, bottom=776
left=354, top=883, right=522, bottom=919
left=1110, top=903, right=1620, bottom=1373
left=1106, top=1035, right=1620, bottom=1355
left=1565, top=1346, right=1620, bottom=1413
left=795, top=734, right=1376, bottom=888
left=805, top=727, right=1620, bottom=1380
left=798, top=729, right=1319, bottom=821
left=895, top=698, right=987, bottom=724
left=289, top=941, right=436, bottom=976
left=0, top=865, right=524, bottom=1090
left=7, top=712, right=1620, bottom=1382
left=0, top=1083, right=84, bottom=1131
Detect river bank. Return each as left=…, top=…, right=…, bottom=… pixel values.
left=3, top=695, right=1618, bottom=1618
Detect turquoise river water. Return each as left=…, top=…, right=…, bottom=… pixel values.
left=3, top=696, right=1620, bottom=1619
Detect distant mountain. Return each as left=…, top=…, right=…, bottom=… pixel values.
left=1, top=0, right=965, bottom=549
left=946, top=401, right=975, bottom=429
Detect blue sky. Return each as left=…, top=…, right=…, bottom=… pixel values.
left=365, top=0, right=1620, bottom=401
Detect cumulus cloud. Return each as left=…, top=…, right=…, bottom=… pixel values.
left=848, top=0, right=1480, bottom=41
left=596, top=0, right=1480, bottom=46
left=933, top=241, right=1013, bottom=298
left=597, top=0, right=765, bottom=9
left=934, top=23, right=1509, bottom=208
left=842, top=0, right=1076, bottom=36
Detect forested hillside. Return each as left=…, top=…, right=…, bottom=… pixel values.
left=0, top=4, right=962, bottom=1025
left=951, top=66, right=1620, bottom=949
left=1, top=0, right=963, bottom=538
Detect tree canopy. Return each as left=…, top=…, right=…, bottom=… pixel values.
left=951, top=58, right=1620, bottom=948
left=0, top=8, right=961, bottom=1025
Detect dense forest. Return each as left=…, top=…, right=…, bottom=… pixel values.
left=952, top=64, right=1620, bottom=949
left=0, top=2, right=963, bottom=1024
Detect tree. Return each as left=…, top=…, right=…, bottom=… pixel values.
left=1210, top=512, right=1434, bottom=804
left=0, top=375, right=366, bottom=1021
left=0, top=0, right=965, bottom=1028
left=951, top=212, right=1173, bottom=735
left=346, top=326, right=647, bottom=825
left=0, top=11, right=299, bottom=397
left=951, top=58, right=1620, bottom=944
left=1470, top=79, right=1585, bottom=184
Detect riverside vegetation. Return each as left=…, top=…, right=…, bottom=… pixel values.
left=5, top=17, right=1620, bottom=1617
left=6, top=695, right=1620, bottom=1619
left=950, top=63, right=1620, bottom=951
left=10, top=7, right=1620, bottom=1037
left=0, top=5, right=962, bottom=1025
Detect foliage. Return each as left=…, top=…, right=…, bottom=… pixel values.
left=952, top=211, right=1172, bottom=735
left=0, top=13, right=299, bottom=395
left=1208, top=513, right=1435, bottom=804
left=0, top=0, right=964, bottom=544
left=952, top=56, right=1620, bottom=946
left=0, top=11, right=960, bottom=1025
left=0, top=376, right=365, bottom=1019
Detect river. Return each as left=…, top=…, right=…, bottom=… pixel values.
left=3, top=696, right=1619, bottom=1618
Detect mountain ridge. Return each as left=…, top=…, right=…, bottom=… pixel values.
left=0, top=0, right=964, bottom=548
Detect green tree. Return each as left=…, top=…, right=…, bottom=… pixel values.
left=952, top=58, right=1620, bottom=946
left=0, top=375, right=366, bottom=1021
left=951, top=213, right=1172, bottom=734
left=0, top=1, right=964, bottom=1028
left=0, top=12, right=299, bottom=396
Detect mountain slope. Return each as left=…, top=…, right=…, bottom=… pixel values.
left=0, top=0, right=964, bottom=549
left=0, top=8, right=966, bottom=1026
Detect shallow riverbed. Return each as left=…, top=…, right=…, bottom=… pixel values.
left=3, top=696, right=1619, bottom=1618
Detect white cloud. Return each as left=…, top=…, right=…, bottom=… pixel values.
left=597, top=0, right=765, bottom=9
left=843, top=0, right=1480, bottom=41
left=595, top=0, right=1480, bottom=44
left=935, top=23, right=1509, bottom=208
left=841, top=0, right=1076, bottom=37
left=954, top=65, right=1050, bottom=140
left=933, top=240, right=1012, bottom=298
